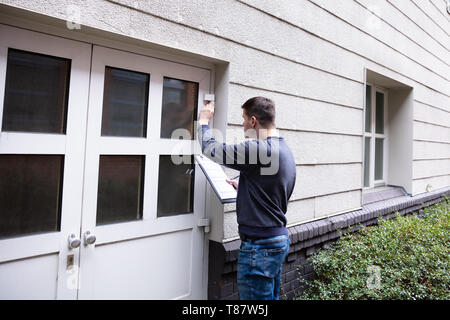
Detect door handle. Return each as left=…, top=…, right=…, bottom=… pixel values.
left=83, top=231, right=96, bottom=246
left=68, top=233, right=81, bottom=249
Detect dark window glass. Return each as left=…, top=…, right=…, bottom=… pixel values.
left=2, top=48, right=71, bottom=134
left=0, top=155, right=64, bottom=239
left=101, top=67, right=149, bottom=137
left=364, top=137, right=371, bottom=187
left=365, top=85, right=371, bottom=133
left=375, top=91, right=384, bottom=134
left=375, top=138, right=384, bottom=180
left=160, top=77, right=198, bottom=139
left=157, top=155, right=194, bottom=217
left=96, top=155, right=145, bottom=225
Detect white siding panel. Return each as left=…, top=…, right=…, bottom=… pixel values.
left=413, top=140, right=450, bottom=160
left=414, top=121, right=450, bottom=144
left=113, top=0, right=368, bottom=82
left=414, top=87, right=450, bottom=114
left=413, top=159, right=450, bottom=179
left=429, top=0, right=450, bottom=20
left=357, top=0, right=450, bottom=66
left=282, top=131, right=362, bottom=165
left=287, top=198, right=315, bottom=226
left=228, top=83, right=363, bottom=135
left=310, top=0, right=450, bottom=82
left=412, top=174, right=450, bottom=195
left=228, top=52, right=363, bottom=108
left=315, top=189, right=361, bottom=219
left=225, top=127, right=362, bottom=165
left=411, top=0, right=450, bottom=32
left=292, top=164, right=361, bottom=201
left=414, top=101, right=450, bottom=128
left=387, top=0, right=450, bottom=49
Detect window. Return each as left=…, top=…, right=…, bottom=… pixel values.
left=363, top=84, right=388, bottom=188
left=160, top=77, right=199, bottom=139
left=101, top=66, right=149, bottom=137
left=96, top=155, right=145, bottom=225
left=2, top=48, right=71, bottom=134
left=156, top=155, right=195, bottom=217
left=0, top=155, right=64, bottom=238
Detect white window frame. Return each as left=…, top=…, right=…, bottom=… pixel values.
left=363, top=83, right=389, bottom=190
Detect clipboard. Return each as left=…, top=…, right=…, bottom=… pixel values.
left=195, top=154, right=237, bottom=204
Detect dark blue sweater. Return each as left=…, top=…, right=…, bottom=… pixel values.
left=197, top=124, right=296, bottom=238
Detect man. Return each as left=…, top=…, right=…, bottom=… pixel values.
left=197, top=96, right=296, bottom=300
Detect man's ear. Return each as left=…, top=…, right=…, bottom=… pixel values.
left=250, top=116, right=258, bottom=128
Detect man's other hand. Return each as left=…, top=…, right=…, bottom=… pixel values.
left=226, top=178, right=239, bottom=191
left=198, top=101, right=215, bottom=125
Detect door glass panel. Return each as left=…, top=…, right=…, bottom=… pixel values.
left=364, top=137, right=370, bottom=187
left=375, top=138, right=384, bottom=180
left=365, top=85, right=371, bottom=133
left=96, top=155, right=145, bottom=225
left=375, top=91, right=384, bottom=134
left=160, top=77, right=198, bottom=139
left=101, top=67, right=149, bottom=137
left=0, top=155, right=64, bottom=239
left=2, top=48, right=71, bottom=134
left=157, top=155, right=194, bottom=217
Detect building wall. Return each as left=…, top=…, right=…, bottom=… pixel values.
left=1, top=0, right=448, bottom=239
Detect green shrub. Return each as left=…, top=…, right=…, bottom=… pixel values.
left=297, top=196, right=450, bottom=300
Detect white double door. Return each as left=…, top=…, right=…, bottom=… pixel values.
left=0, top=25, right=210, bottom=299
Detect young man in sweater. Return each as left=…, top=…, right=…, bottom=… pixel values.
left=197, top=96, right=296, bottom=300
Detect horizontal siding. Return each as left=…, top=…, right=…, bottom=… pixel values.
left=357, top=0, right=450, bottom=69
left=315, top=189, right=361, bottom=219
left=411, top=0, right=450, bottom=36
left=412, top=174, right=450, bottom=195
left=291, top=164, right=361, bottom=201
left=241, top=0, right=450, bottom=97
left=228, top=83, right=363, bottom=135
left=388, top=0, right=450, bottom=49
left=110, top=0, right=370, bottom=84
left=414, top=89, right=450, bottom=114
left=430, top=0, right=450, bottom=23
left=226, top=127, right=362, bottom=165
left=309, top=0, right=450, bottom=83
left=413, top=140, right=450, bottom=160
left=414, top=101, right=450, bottom=128
left=413, top=159, right=450, bottom=179
left=413, top=121, right=450, bottom=144
left=286, top=198, right=315, bottom=225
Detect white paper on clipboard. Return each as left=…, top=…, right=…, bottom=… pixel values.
left=195, top=154, right=237, bottom=204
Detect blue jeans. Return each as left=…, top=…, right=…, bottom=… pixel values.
left=237, top=234, right=290, bottom=300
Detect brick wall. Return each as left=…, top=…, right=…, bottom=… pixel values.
left=208, top=186, right=450, bottom=300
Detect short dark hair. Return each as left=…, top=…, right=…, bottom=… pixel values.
left=241, top=96, right=276, bottom=128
